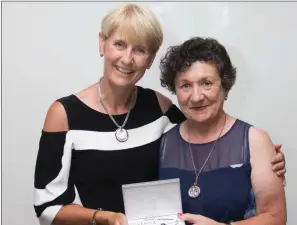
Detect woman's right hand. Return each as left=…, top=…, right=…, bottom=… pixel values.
left=105, top=212, right=128, bottom=225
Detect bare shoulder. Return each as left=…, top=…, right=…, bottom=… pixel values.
left=43, top=101, right=68, bottom=132
left=249, top=126, right=276, bottom=158
left=155, top=91, right=173, bottom=114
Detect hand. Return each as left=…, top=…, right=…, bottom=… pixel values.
left=271, top=144, right=287, bottom=185
left=106, top=212, right=128, bottom=225
left=271, top=144, right=286, bottom=186
left=177, top=213, right=222, bottom=225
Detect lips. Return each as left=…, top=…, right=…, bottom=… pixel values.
left=191, top=106, right=207, bottom=111
left=114, top=65, right=134, bottom=75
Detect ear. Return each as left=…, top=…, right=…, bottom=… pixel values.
left=98, top=32, right=106, bottom=56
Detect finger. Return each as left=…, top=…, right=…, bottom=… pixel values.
left=119, top=214, right=128, bottom=225
left=277, top=168, right=287, bottom=177
left=273, top=144, right=282, bottom=152
left=272, top=161, right=285, bottom=171
left=271, top=152, right=285, bottom=163
left=178, top=213, right=200, bottom=224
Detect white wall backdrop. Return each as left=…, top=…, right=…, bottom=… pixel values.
left=2, top=1, right=297, bottom=225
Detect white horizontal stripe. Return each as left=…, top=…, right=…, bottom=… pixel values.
left=230, top=164, right=243, bottom=168
left=71, top=116, right=176, bottom=151
left=38, top=186, right=82, bottom=225
left=34, top=132, right=73, bottom=206
left=39, top=205, right=62, bottom=225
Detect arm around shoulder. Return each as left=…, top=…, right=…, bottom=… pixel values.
left=155, top=91, right=185, bottom=125
left=155, top=91, right=173, bottom=114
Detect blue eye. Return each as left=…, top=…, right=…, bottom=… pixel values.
left=114, top=41, right=125, bottom=50
left=134, top=47, right=146, bottom=55
left=181, top=84, right=190, bottom=89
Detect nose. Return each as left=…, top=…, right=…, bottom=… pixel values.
left=190, top=85, right=204, bottom=103
left=121, top=48, right=133, bottom=65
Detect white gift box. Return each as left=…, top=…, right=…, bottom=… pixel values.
left=122, top=178, right=185, bottom=225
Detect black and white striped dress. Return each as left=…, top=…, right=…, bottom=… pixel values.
left=33, top=86, right=185, bottom=225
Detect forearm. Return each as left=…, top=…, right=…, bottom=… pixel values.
left=53, top=204, right=112, bottom=225
left=228, top=213, right=286, bottom=225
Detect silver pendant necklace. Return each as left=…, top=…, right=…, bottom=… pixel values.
left=187, top=114, right=227, bottom=198
left=97, top=78, right=135, bottom=143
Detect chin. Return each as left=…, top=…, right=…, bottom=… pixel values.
left=191, top=114, right=211, bottom=123
left=108, top=73, right=136, bottom=88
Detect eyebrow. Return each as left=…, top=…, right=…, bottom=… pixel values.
left=114, top=39, right=126, bottom=43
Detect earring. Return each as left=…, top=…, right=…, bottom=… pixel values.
left=225, top=96, right=228, bottom=100
left=100, top=54, right=103, bottom=57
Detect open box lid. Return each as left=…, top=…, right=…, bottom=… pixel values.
left=122, top=178, right=183, bottom=220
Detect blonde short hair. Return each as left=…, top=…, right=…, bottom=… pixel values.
left=101, top=3, right=163, bottom=54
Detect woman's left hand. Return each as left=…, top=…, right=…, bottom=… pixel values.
left=177, top=213, right=223, bottom=225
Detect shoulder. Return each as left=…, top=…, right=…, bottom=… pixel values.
left=137, top=86, right=173, bottom=114
left=43, top=101, right=69, bottom=132
left=155, top=91, right=173, bottom=114
left=248, top=126, right=276, bottom=161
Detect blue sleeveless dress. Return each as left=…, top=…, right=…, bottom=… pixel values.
left=159, top=119, right=255, bottom=223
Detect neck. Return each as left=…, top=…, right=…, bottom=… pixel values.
left=187, top=111, right=227, bottom=143
left=98, top=77, right=136, bottom=114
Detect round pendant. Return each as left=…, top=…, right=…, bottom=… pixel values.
left=115, top=128, right=129, bottom=142
left=188, top=185, right=200, bottom=198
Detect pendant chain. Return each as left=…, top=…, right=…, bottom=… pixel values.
left=188, top=114, right=227, bottom=186
left=97, top=78, right=134, bottom=130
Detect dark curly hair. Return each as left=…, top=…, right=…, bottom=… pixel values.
left=160, top=37, right=236, bottom=94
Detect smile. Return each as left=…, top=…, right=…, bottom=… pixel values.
left=115, top=65, right=134, bottom=75
left=191, top=106, right=207, bottom=111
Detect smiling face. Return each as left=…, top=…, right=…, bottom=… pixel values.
left=175, top=61, right=226, bottom=124
left=99, top=28, right=153, bottom=88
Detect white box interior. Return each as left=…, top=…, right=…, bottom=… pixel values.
left=122, top=178, right=184, bottom=223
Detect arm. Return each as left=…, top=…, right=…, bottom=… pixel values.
left=231, top=127, right=286, bottom=225
left=34, top=102, right=125, bottom=225
left=155, top=91, right=173, bottom=114
left=155, top=91, right=186, bottom=123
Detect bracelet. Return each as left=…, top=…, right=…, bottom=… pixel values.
left=92, top=208, right=102, bottom=225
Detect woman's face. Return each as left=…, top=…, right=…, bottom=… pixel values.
left=99, top=29, right=154, bottom=88
left=175, top=61, right=226, bottom=124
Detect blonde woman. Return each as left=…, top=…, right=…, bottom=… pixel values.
left=33, top=4, right=286, bottom=225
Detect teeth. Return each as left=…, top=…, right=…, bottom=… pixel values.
left=115, top=66, right=133, bottom=75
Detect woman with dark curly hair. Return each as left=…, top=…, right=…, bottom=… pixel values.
left=159, top=37, right=286, bottom=225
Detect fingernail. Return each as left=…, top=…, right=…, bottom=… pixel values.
left=177, top=213, right=183, bottom=216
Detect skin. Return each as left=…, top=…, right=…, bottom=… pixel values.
left=174, top=61, right=286, bottom=225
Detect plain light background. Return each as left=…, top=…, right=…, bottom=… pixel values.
left=2, top=1, right=297, bottom=225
